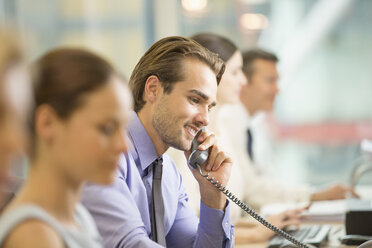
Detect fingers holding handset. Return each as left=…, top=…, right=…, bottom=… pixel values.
left=193, top=128, right=233, bottom=172
left=186, top=128, right=233, bottom=210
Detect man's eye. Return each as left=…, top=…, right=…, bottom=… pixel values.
left=189, top=97, right=199, bottom=104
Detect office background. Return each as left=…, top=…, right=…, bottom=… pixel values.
left=1, top=0, right=372, bottom=187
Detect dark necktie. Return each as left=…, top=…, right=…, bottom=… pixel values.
left=247, top=128, right=254, bottom=162
left=151, top=157, right=166, bottom=246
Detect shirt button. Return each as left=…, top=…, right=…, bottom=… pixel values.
left=225, top=222, right=229, bottom=227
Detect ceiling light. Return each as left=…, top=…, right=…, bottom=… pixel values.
left=240, top=13, right=269, bottom=30
left=182, top=0, right=208, bottom=13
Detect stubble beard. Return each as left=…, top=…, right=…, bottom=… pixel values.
left=152, top=100, right=191, bottom=151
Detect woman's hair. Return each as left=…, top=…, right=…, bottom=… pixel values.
left=32, top=48, right=117, bottom=121
left=29, top=48, right=119, bottom=155
left=191, top=33, right=238, bottom=63
left=0, top=30, right=24, bottom=120
left=129, top=36, right=225, bottom=112
left=0, top=31, right=22, bottom=75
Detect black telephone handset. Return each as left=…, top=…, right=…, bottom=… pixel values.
left=188, top=127, right=209, bottom=169
left=188, top=128, right=315, bottom=248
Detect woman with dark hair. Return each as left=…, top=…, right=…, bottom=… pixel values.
left=0, top=48, right=132, bottom=247
left=168, top=33, right=303, bottom=244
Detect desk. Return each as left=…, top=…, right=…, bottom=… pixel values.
left=235, top=223, right=357, bottom=248
left=235, top=186, right=372, bottom=248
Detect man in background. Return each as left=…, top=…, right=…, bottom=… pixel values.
left=221, top=48, right=358, bottom=209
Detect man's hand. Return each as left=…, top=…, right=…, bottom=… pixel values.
left=310, top=183, right=360, bottom=201
left=265, top=208, right=303, bottom=230
left=185, top=129, right=233, bottom=211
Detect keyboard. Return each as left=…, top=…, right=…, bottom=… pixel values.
left=267, top=225, right=331, bottom=248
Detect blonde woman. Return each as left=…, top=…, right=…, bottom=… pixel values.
left=0, top=30, right=32, bottom=212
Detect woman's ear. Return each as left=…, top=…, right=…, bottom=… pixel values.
left=34, top=105, right=60, bottom=144
left=144, top=75, right=162, bottom=103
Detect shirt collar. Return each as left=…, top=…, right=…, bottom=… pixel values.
left=128, top=112, right=161, bottom=172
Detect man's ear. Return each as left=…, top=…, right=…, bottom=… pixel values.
left=144, top=75, right=162, bottom=103
left=34, top=105, right=61, bottom=144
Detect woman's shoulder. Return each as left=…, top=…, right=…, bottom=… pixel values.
left=2, top=218, right=65, bottom=248
left=0, top=204, right=65, bottom=248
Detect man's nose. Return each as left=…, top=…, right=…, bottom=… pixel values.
left=273, top=82, right=279, bottom=94
left=195, top=107, right=209, bottom=127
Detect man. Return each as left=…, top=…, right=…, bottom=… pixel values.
left=82, top=36, right=234, bottom=247
left=222, top=48, right=358, bottom=209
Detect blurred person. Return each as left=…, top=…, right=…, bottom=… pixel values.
left=0, top=48, right=132, bottom=248
left=221, top=48, right=358, bottom=209
left=168, top=33, right=304, bottom=244
left=0, top=30, right=32, bottom=212
left=82, top=36, right=235, bottom=248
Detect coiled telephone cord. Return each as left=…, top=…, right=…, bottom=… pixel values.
left=196, top=164, right=311, bottom=248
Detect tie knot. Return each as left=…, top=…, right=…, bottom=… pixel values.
left=247, top=128, right=252, bottom=137
left=153, top=157, right=163, bottom=180
left=153, top=157, right=163, bottom=166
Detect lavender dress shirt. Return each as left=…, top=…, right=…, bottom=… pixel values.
left=81, top=113, right=234, bottom=248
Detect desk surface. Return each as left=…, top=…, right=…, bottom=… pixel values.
left=235, top=186, right=372, bottom=248
left=236, top=186, right=372, bottom=248
left=235, top=224, right=357, bottom=248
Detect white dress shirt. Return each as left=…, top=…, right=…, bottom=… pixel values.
left=219, top=104, right=311, bottom=210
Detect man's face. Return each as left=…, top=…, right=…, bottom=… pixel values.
left=240, top=58, right=279, bottom=114
left=152, top=58, right=217, bottom=151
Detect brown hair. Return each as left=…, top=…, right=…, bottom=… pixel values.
left=32, top=48, right=116, bottom=119
left=28, top=48, right=127, bottom=159
left=242, top=48, right=278, bottom=80
left=30, top=48, right=119, bottom=142
left=129, top=36, right=225, bottom=112
left=191, top=33, right=237, bottom=63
